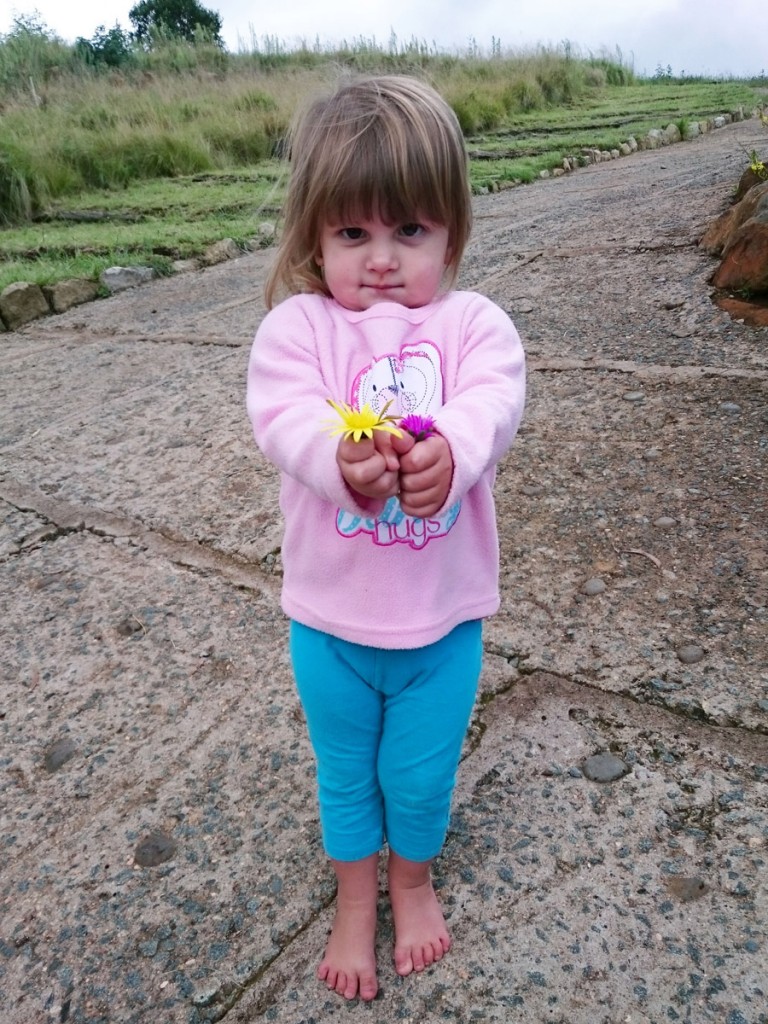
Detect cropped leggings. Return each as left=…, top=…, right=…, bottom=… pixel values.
left=289, top=619, right=482, bottom=863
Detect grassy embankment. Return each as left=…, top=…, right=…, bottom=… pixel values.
left=0, top=24, right=764, bottom=292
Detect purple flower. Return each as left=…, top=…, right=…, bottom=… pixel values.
left=400, top=413, right=437, bottom=442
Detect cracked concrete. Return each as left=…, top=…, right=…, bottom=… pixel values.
left=1, top=118, right=766, bottom=1023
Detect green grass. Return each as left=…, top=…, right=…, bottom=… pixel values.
left=0, top=169, right=283, bottom=290
left=0, top=27, right=764, bottom=294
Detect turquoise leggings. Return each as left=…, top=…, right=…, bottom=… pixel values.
left=289, top=619, right=482, bottom=863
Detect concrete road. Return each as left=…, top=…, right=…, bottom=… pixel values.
left=1, top=117, right=766, bottom=1024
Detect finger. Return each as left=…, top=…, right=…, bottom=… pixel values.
left=373, top=431, right=402, bottom=472
left=390, top=430, right=416, bottom=457
left=337, top=437, right=375, bottom=464
left=398, top=434, right=444, bottom=473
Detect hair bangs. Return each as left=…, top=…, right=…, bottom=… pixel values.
left=318, top=120, right=452, bottom=231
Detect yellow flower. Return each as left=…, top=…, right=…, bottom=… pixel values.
left=325, top=398, right=403, bottom=442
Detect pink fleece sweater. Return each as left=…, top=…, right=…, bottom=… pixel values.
left=246, top=290, right=525, bottom=649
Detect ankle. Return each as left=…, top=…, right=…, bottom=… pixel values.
left=388, top=850, right=433, bottom=892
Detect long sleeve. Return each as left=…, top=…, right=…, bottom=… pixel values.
left=247, top=296, right=381, bottom=518
left=245, top=291, right=526, bottom=650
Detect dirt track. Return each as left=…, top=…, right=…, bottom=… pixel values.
left=1, top=117, right=766, bottom=1024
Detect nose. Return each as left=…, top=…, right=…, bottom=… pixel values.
left=366, top=239, right=398, bottom=273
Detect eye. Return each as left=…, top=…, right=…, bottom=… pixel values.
left=400, top=223, right=425, bottom=238
left=339, top=227, right=365, bottom=240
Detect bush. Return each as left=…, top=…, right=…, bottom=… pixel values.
left=451, top=92, right=506, bottom=134
left=0, top=141, right=49, bottom=223
left=502, top=78, right=545, bottom=113
left=0, top=14, right=81, bottom=92
left=75, top=25, right=135, bottom=69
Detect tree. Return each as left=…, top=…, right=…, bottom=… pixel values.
left=76, top=25, right=134, bottom=68
left=128, top=0, right=223, bottom=46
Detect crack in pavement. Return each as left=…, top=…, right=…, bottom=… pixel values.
left=0, top=478, right=280, bottom=604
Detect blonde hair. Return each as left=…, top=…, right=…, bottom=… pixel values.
left=264, top=74, right=472, bottom=309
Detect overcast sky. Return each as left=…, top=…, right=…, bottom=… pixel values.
left=2, top=0, right=764, bottom=78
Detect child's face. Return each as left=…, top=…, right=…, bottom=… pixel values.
left=317, top=216, right=451, bottom=311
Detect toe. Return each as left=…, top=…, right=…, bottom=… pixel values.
left=394, top=948, right=414, bottom=976
left=359, top=974, right=378, bottom=1001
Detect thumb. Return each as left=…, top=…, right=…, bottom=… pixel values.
left=389, top=430, right=416, bottom=457
left=373, top=430, right=403, bottom=471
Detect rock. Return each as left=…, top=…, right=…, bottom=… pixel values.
left=664, top=123, right=682, bottom=144
left=42, top=278, right=99, bottom=314
left=172, top=258, right=200, bottom=274
left=200, top=238, right=242, bottom=266
left=713, top=294, right=768, bottom=327
left=686, top=122, right=700, bottom=139
left=582, top=753, right=630, bottom=782
left=699, top=206, right=742, bottom=255
left=664, top=876, right=708, bottom=902
left=712, top=216, right=768, bottom=294
left=734, top=166, right=764, bottom=202
left=654, top=516, right=676, bottom=529
left=100, top=266, right=157, bottom=293
left=645, top=129, right=664, bottom=150
left=581, top=578, right=606, bottom=596
left=134, top=831, right=178, bottom=867
left=704, top=184, right=768, bottom=262
left=0, top=281, right=50, bottom=330
left=677, top=644, right=705, bottom=665
left=44, top=736, right=79, bottom=772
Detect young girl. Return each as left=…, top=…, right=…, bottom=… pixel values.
left=247, top=74, right=525, bottom=1002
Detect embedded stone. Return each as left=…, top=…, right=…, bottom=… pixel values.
left=581, top=578, right=606, bottom=596
left=42, top=278, right=99, bottom=314
left=44, top=736, right=78, bottom=773
left=664, top=876, right=708, bottom=902
left=100, top=266, right=156, bottom=293
left=0, top=281, right=50, bottom=330
left=200, top=238, right=242, bottom=266
left=677, top=644, right=705, bottom=665
left=582, top=753, right=630, bottom=783
left=134, top=831, right=178, bottom=867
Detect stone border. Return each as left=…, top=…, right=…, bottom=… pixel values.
left=0, top=109, right=756, bottom=332
left=474, top=107, right=752, bottom=192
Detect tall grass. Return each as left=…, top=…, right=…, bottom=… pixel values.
left=0, top=18, right=642, bottom=225
left=0, top=21, right=760, bottom=233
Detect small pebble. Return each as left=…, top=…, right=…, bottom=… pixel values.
left=654, top=516, right=676, bottom=529
left=44, top=737, right=78, bottom=773
left=664, top=876, right=708, bottom=902
left=643, top=448, right=661, bottom=461
left=718, top=402, right=741, bottom=414
left=677, top=645, right=705, bottom=665
left=581, top=578, right=606, bottom=596
left=582, top=753, right=630, bottom=782
left=134, top=832, right=178, bottom=867
left=623, top=391, right=645, bottom=403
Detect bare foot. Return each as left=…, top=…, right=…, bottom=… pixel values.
left=389, top=852, right=451, bottom=976
left=318, top=855, right=379, bottom=1001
